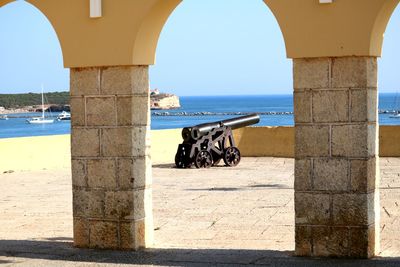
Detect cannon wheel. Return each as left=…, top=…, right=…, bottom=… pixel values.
left=223, top=147, right=241, bottom=167
left=175, top=151, right=192, bottom=168
left=194, top=150, right=213, bottom=168
left=175, top=154, right=191, bottom=169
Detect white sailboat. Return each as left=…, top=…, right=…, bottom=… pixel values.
left=26, top=86, right=55, bottom=124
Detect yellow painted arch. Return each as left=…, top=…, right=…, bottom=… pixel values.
left=0, top=0, right=399, bottom=67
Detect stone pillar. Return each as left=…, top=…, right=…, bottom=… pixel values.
left=293, top=57, right=379, bottom=258
left=70, top=66, right=153, bottom=250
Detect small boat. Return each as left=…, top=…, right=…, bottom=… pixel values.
left=57, top=111, right=71, bottom=121
left=0, top=115, right=8, bottom=120
left=390, top=113, right=400, bottom=119
left=26, top=85, right=54, bottom=124
left=27, top=117, right=54, bottom=124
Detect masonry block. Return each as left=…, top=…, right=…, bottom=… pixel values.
left=332, top=57, right=377, bottom=88
left=332, top=124, right=376, bottom=157
left=350, top=158, right=376, bottom=193
left=104, top=191, right=134, bottom=219
left=313, top=226, right=349, bottom=257
left=120, top=222, right=135, bottom=249
left=117, top=96, right=150, bottom=126
left=71, top=159, right=87, bottom=187
left=73, top=189, right=105, bottom=218
left=349, top=226, right=375, bottom=258
left=295, top=126, right=330, bottom=157
left=332, top=193, right=374, bottom=226
left=73, top=218, right=90, bottom=247
left=86, top=97, right=116, bottom=126
left=295, top=193, right=330, bottom=225
left=294, top=91, right=312, bottom=123
left=70, top=68, right=100, bottom=96
left=89, top=221, right=118, bottom=249
left=133, top=189, right=152, bottom=221
left=87, top=159, right=117, bottom=189
left=101, top=66, right=149, bottom=95
left=71, top=128, right=100, bottom=157
left=313, top=158, right=348, bottom=191
left=117, top=157, right=152, bottom=190
left=350, top=89, right=377, bottom=122
left=101, top=128, right=133, bottom=157
left=312, top=90, right=349, bottom=123
left=294, top=159, right=312, bottom=191
left=70, top=97, right=85, bottom=126
left=295, top=225, right=312, bottom=256
left=293, top=58, right=330, bottom=89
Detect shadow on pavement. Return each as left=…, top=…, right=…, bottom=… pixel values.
left=1, top=239, right=400, bottom=266
left=186, top=183, right=290, bottom=192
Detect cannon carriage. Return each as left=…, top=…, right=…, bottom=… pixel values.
left=175, top=114, right=260, bottom=168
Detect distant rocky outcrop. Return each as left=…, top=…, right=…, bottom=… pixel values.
left=150, top=92, right=180, bottom=110
left=34, top=104, right=70, bottom=112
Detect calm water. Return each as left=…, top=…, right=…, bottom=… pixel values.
left=1, top=93, right=400, bottom=139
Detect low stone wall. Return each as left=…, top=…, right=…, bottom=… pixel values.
left=151, top=126, right=400, bottom=163
left=0, top=126, right=400, bottom=172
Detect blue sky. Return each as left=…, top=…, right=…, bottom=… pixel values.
left=0, top=0, right=399, bottom=96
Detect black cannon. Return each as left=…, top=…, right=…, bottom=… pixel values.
left=175, top=114, right=260, bottom=168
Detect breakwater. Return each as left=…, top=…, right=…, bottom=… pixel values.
left=152, top=111, right=294, bottom=116
left=152, top=110, right=400, bottom=117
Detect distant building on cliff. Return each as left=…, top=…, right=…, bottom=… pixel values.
left=150, top=89, right=180, bottom=110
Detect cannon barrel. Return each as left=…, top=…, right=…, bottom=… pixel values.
left=182, top=114, right=260, bottom=142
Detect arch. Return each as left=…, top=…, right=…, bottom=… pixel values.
left=370, top=0, right=400, bottom=56
left=265, top=0, right=400, bottom=58
left=133, top=0, right=287, bottom=65
left=0, top=0, right=13, bottom=7
left=132, top=0, right=181, bottom=65
left=1, top=0, right=397, bottom=67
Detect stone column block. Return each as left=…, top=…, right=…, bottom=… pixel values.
left=117, top=157, right=152, bottom=190
left=295, top=193, right=330, bottom=225
left=70, top=68, right=100, bottom=96
left=312, top=90, right=349, bottom=123
left=71, top=128, right=100, bottom=157
left=350, top=158, right=376, bottom=193
left=295, top=125, right=330, bottom=157
left=104, top=191, right=134, bottom=219
left=313, top=158, right=348, bottom=191
left=294, top=58, right=330, bottom=89
left=332, top=193, right=374, bottom=226
left=87, top=159, right=117, bottom=189
left=294, top=91, right=312, bottom=123
left=73, top=218, right=90, bottom=247
left=70, top=97, right=85, bottom=126
left=331, top=124, right=376, bottom=157
left=117, top=96, right=150, bottom=126
left=101, top=66, right=149, bottom=95
left=350, top=89, right=378, bottom=122
left=71, top=66, right=153, bottom=251
left=293, top=57, right=379, bottom=258
left=294, top=159, right=312, bottom=191
left=71, top=159, right=87, bottom=187
left=86, top=97, right=116, bottom=126
left=332, top=57, right=377, bottom=88
left=89, top=221, right=118, bottom=249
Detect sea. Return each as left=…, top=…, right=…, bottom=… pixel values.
left=1, top=93, right=400, bottom=139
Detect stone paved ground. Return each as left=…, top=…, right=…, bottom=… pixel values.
left=1, top=157, right=400, bottom=266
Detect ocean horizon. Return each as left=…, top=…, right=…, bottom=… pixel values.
left=1, top=93, right=400, bottom=139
